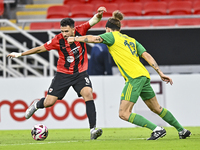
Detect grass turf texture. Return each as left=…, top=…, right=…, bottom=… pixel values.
left=0, top=127, right=199, bottom=150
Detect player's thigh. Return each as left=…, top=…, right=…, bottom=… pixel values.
left=140, top=79, right=161, bottom=114
left=120, top=76, right=146, bottom=103
left=48, top=72, right=71, bottom=100
left=140, top=78, right=156, bottom=101
left=73, top=71, right=93, bottom=100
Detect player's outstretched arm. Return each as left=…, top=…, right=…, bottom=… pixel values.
left=141, top=51, right=173, bottom=85
left=7, top=45, right=47, bottom=58
left=89, top=7, right=107, bottom=27
left=68, top=35, right=103, bottom=44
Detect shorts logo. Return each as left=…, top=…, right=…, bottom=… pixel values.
left=85, top=77, right=90, bottom=85
left=49, top=88, right=53, bottom=93
left=121, top=93, right=124, bottom=97
left=67, top=56, right=74, bottom=63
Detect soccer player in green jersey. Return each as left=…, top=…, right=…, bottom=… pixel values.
left=67, top=10, right=191, bottom=140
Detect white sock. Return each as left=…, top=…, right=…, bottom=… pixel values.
left=153, top=126, right=162, bottom=132
left=179, top=129, right=186, bottom=134
left=90, top=128, right=95, bottom=133
left=34, top=102, right=38, bottom=109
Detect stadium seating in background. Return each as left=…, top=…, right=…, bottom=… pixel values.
left=143, top=1, right=167, bottom=16
left=193, top=1, right=200, bottom=14
left=95, top=3, right=118, bottom=17
left=64, top=0, right=104, bottom=5
left=152, top=19, right=176, bottom=26
left=177, top=18, right=200, bottom=26
left=75, top=21, right=87, bottom=26
left=53, top=22, right=60, bottom=29
left=168, top=1, right=192, bottom=15
left=101, top=20, right=107, bottom=27
left=0, top=0, right=4, bottom=17
left=134, top=0, right=159, bottom=2
left=28, top=0, right=200, bottom=30
left=127, top=19, right=151, bottom=27
left=121, top=20, right=127, bottom=27
left=30, top=22, right=53, bottom=30
left=79, top=0, right=93, bottom=3
left=63, top=0, right=81, bottom=5
left=119, top=2, right=142, bottom=16
left=46, top=5, right=70, bottom=19
left=103, top=0, right=116, bottom=2
left=71, top=4, right=94, bottom=18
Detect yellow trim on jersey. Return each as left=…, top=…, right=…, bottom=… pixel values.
left=125, top=83, right=133, bottom=101
left=107, top=31, right=150, bottom=81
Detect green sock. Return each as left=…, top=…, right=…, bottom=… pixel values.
left=128, top=113, right=157, bottom=131
left=159, top=108, right=183, bottom=132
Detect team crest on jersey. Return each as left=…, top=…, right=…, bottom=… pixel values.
left=49, top=88, right=53, bottom=93
left=67, top=56, right=75, bottom=63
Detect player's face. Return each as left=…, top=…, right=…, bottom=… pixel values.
left=61, top=26, right=75, bottom=40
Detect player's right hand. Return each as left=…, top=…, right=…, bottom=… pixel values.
left=7, top=52, right=22, bottom=58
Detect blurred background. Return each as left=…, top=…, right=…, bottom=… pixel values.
left=0, top=0, right=199, bottom=130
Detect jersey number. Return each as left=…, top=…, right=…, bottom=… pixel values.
left=124, top=40, right=138, bottom=57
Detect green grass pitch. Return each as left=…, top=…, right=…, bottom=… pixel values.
left=0, top=126, right=199, bottom=150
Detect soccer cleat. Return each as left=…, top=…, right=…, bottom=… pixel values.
left=147, top=127, right=166, bottom=140
left=90, top=128, right=103, bottom=140
left=25, top=100, right=39, bottom=119
left=179, top=129, right=191, bottom=139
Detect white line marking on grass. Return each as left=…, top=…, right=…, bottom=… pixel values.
left=129, top=138, right=146, bottom=140
left=0, top=138, right=146, bottom=146
left=0, top=140, right=79, bottom=146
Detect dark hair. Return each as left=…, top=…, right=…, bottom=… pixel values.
left=106, top=10, right=124, bottom=31
left=60, top=18, right=75, bottom=28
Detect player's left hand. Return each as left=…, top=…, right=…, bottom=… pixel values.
left=160, top=74, right=173, bottom=85
left=96, top=7, right=107, bottom=18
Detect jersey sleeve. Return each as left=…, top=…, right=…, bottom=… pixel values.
left=136, top=40, right=147, bottom=57
left=44, top=35, right=59, bottom=51
left=99, top=32, right=115, bottom=46
left=75, top=22, right=91, bottom=36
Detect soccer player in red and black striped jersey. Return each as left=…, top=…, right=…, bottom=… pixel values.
left=7, top=7, right=107, bottom=140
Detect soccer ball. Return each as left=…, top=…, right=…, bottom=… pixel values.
left=31, top=124, right=48, bottom=141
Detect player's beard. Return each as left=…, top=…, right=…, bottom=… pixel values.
left=64, top=36, right=68, bottom=40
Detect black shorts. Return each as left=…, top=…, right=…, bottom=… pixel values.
left=47, top=71, right=92, bottom=100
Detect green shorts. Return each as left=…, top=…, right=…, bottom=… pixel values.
left=120, top=76, right=155, bottom=103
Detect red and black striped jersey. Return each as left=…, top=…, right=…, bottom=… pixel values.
left=44, top=22, right=91, bottom=74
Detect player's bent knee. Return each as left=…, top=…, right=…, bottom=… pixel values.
left=82, top=92, right=93, bottom=101
left=119, top=110, right=128, bottom=121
